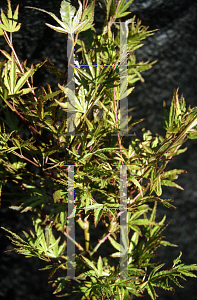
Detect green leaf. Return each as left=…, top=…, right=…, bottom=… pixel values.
left=128, top=232, right=139, bottom=253
left=0, top=1, right=21, bottom=33
left=81, top=40, right=95, bottom=79
left=155, top=175, right=162, bottom=196
left=59, top=209, right=66, bottom=232
left=53, top=190, right=64, bottom=203
left=60, top=0, right=76, bottom=23
left=152, top=280, right=174, bottom=292
left=129, top=219, right=159, bottom=226
left=10, top=53, right=16, bottom=94
left=146, top=282, right=156, bottom=300
left=94, top=208, right=103, bottom=227
left=1, top=9, right=10, bottom=31
left=162, top=169, right=186, bottom=179
left=1, top=226, right=28, bottom=244
left=74, top=65, right=93, bottom=81
left=130, top=176, right=143, bottom=197
left=0, top=26, right=3, bottom=35
left=168, top=275, right=183, bottom=288
left=79, top=0, right=95, bottom=33
left=80, top=255, right=99, bottom=276
left=173, top=252, right=182, bottom=267
left=161, top=180, right=184, bottom=190
left=160, top=240, right=178, bottom=247
left=25, top=6, right=69, bottom=32
left=14, top=65, right=33, bottom=94
left=115, top=0, right=133, bottom=19
left=45, top=23, right=68, bottom=34
left=73, top=0, right=82, bottom=29
left=97, top=256, right=103, bottom=276
left=178, top=270, right=196, bottom=278
left=108, top=235, right=125, bottom=253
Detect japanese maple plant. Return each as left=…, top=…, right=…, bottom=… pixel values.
left=1, top=0, right=197, bottom=299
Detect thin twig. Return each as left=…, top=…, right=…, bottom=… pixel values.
left=90, top=232, right=111, bottom=256
left=11, top=150, right=40, bottom=167
left=64, top=231, right=84, bottom=252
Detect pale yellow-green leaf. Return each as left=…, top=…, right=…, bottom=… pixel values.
left=129, top=232, right=139, bottom=253
left=97, top=256, right=103, bottom=276
left=25, top=6, right=69, bottom=32
left=38, top=229, right=47, bottom=253
left=81, top=255, right=99, bottom=276
left=108, top=235, right=120, bottom=251
left=58, top=83, right=68, bottom=95
left=45, top=23, right=68, bottom=34
left=7, top=0, right=13, bottom=20
left=111, top=252, right=121, bottom=258
left=130, top=177, right=143, bottom=197
left=19, top=87, right=37, bottom=95
left=72, top=0, right=82, bottom=29
left=87, top=138, right=95, bottom=148
left=84, top=115, right=93, bottom=131
left=1, top=9, right=9, bottom=30
left=0, top=50, right=11, bottom=60
left=13, top=65, right=33, bottom=94
left=13, top=3, right=19, bottom=23
left=60, top=0, right=76, bottom=23
left=78, top=85, right=88, bottom=111
left=0, top=2, right=21, bottom=33
left=3, top=64, right=11, bottom=93
left=120, top=87, right=135, bottom=100
left=58, top=83, right=86, bottom=113
left=10, top=53, right=16, bottom=94
left=77, top=19, right=95, bottom=33
left=72, top=19, right=88, bottom=34
left=67, top=206, right=76, bottom=219
left=81, top=40, right=95, bottom=79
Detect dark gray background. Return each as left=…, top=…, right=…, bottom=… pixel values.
left=0, top=0, right=197, bottom=299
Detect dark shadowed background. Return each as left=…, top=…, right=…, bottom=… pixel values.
left=0, top=0, right=197, bottom=299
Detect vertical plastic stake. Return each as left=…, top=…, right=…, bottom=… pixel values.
left=67, top=165, right=75, bottom=279
left=66, top=33, right=76, bottom=135
left=119, top=164, right=128, bottom=279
